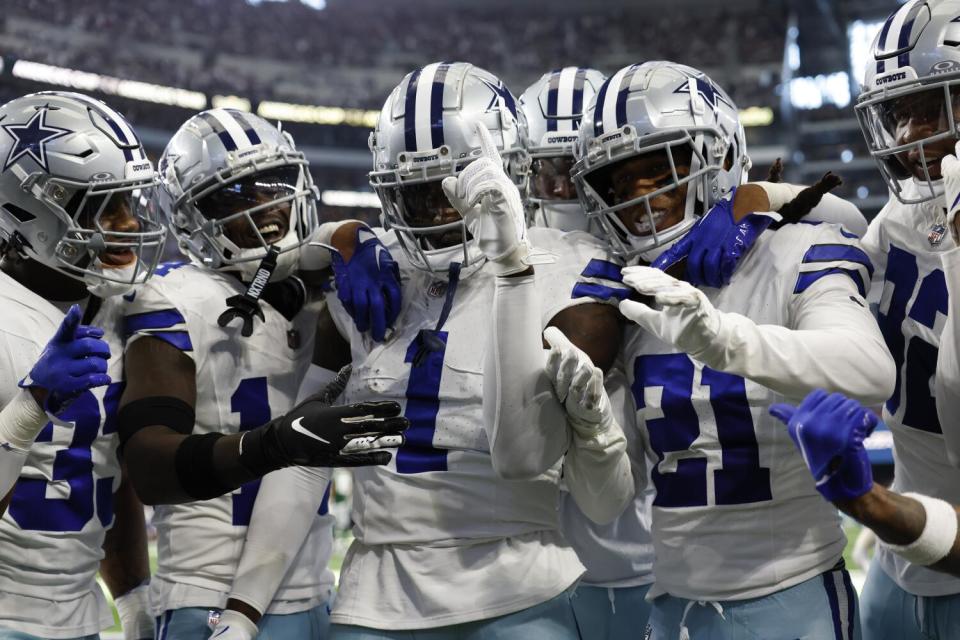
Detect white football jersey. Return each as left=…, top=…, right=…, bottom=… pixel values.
left=0, top=272, right=123, bottom=638
left=611, top=222, right=883, bottom=601
left=123, top=263, right=333, bottom=615
left=936, top=246, right=960, bottom=465
left=326, top=227, right=602, bottom=628
left=861, top=196, right=960, bottom=597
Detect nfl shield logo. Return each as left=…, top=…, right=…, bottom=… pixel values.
left=929, top=224, right=947, bottom=247
left=427, top=281, right=448, bottom=298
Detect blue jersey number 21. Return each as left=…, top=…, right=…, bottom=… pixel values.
left=632, top=353, right=771, bottom=508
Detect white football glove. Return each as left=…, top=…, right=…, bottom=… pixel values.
left=543, top=326, right=614, bottom=442
left=442, top=122, right=546, bottom=275
left=208, top=610, right=258, bottom=640
left=618, top=266, right=721, bottom=355
left=941, top=140, right=960, bottom=245
left=114, top=585, right=154, bottom=640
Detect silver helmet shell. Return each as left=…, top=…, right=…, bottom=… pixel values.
left=0, top=91, right=165, bottom=292
left=157, top=108, right=318, bottom=281
left=573, top=61, right=750, bottom=263
left=369, top=61, right=525, bottom=275
left=855, top=0, right=960, bottom=204
left=519, top=67, right=607, bottom=232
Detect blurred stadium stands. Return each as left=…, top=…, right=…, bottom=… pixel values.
left=0, top=0, right=909, bottom=222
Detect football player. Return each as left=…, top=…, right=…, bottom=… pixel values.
left=0, top=92, right=166, bottom=640
left=770, top=389, right=960, bottom=579
left=117, top=109, right=406, bottom=637
left=854, top=2, right=960, bottom=636
left=556, top=61, right=893, bottom=638
left=276, top=62, right=632, bottom=639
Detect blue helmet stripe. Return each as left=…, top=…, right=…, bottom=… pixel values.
left=198, top=111, right=238, bottom=152
left=403, top=67, right=422, bottom=152
left=228, top=110, right=261, bottom=145
left=572, top=68, right=586, bottom=121
left=593, top=77, right=611, bottom=136
left=429, top=64, right=449, bottom=149
left=70, top=93, right=136, bottom=161
left=878, top=10, right=897, bottom=51
left=546, top=69, right=561, bottom=132
left=896, top=2, right=923, bottom=68
left=614, top=65, right=639, bottom=129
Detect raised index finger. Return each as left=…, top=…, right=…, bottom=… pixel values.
left=474, top=121, right=501, bottom=163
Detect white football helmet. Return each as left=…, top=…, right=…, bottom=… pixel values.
left=157, top=108, right=318, bottom=281
left=856, top=0, right=960, bottom=204
left=369, top=61, right=526, bottom=276
left=573, top=61, right=750, bottom=262
left=519, top=67, right=606, bottom=231
left=0, top=91, right=165, bottom=294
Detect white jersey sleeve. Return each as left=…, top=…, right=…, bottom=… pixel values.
left=936, top=246, right=960, bottom=466
left=483, top=228, right=613, bottom=479
left=692, top=222, right=895, bottom=404
left=803, top=192, right=869, bottom=238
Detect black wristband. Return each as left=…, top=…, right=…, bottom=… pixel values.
left=237, top=423, right=287, bottom=477
left=118, top=396, right=195, bottom=451
left=174, top=432, right=233, bottom=500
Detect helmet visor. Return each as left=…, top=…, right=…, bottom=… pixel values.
left=196, top=165, right=299, bottom=221
left=529, top=156, right=577, bottom=201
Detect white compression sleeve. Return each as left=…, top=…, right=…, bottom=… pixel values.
left=228, top=465, right=331, bottom=614
left=484, top=274, right=571, bottom=480
left=0, top=388, right=48, bottom=498
left=563, top=411, right=634, bottom=525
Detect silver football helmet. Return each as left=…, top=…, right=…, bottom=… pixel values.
left=519, top=67, right=606, bottom=231
left=157, top=108, right=318, bottom=281
left=0, top=91, right=165, bottom=294
left=856, top=0, right=960, bottom=204
left=369, top=61, right=525, bottom=275
left=573, top=61, right=750, bottom=262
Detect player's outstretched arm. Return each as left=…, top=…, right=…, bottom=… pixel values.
left=0, top=304, right=111, bottom=506
left=119, top=336, right=407, bottom=505
left=936, top=148, right=960, bottom=467
left=543, top=327, right=634, bottom=524
left=771, top=390, right=960, bottom=577
left=101, top=464, right=153, bottom=640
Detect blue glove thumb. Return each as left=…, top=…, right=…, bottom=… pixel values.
left=768, top=402, right=796, bottom=426
left=52, top=304, right=82, bottom=343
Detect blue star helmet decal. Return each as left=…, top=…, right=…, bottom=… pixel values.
left=674, top=77, right=733, bottom=112
left=480, top=78, right=517, bottom=118
left=2, top=107, right=72, bottom=173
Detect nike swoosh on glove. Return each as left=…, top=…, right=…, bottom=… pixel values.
left=19, top=304, right=112, bottom=414
left=618, top=266, right=721, bottom=355
left=441, top=122, right=551, bottom=275
left=941, top=140, right=960, bottom=245
left=769, top=389, right=877, bottom=502
left=652, top=186, right=779, bottom=288
left=239, top=399, right=408, bottom=474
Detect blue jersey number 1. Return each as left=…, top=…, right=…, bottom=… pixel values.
left=230, top=377, right=270, bottom=526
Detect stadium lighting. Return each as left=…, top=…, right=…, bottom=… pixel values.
left=257, top=101, right=380, bottom=127
left=320, top=190, right=381, bottom=208
left=849, top=20, right=885, bottom=87
left=212, top=95, right=254, bottom=112
left=787, top=72, right=851, bottom=110
left=11, top=60, right=207, bottom=110
left=738, top=107, right=775, bottom=127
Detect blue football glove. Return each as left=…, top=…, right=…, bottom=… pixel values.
left=652, top=187, right=778, bottom=288
left=19, top=304, right=112, bottom=414
left=331, top=226, right=402, bottom=342
left=769, top=389, right=878, bottom=503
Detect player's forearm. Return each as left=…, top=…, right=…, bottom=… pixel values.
left=837, top=485, right=960, bottom=577
left=936, top=246, right=960, bottom=467
left=693, top=296, right=894, bottom=404
left=100, top=475, right=150, bottom=597
left=563, top=421, right=634, bottom=524
left=123, top=427, right=259, bottom=505
left=229, top=465, right=330, bottom=619
left=484, top=274, right=570, bottom=479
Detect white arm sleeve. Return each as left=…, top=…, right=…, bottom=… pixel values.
left=484, top=274, right=571, bottom=480
left=693, top=277, right=896, bottom=404
left=936, top=247, right=960, bottom=467
left=804, top=193, right=869, bottom=238
left=0, top=446, right=28, bottom=502
left=228, top=465, right=331, bottom=614
left=564, top=422, right=632, bottom=525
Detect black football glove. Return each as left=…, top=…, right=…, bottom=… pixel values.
left=239, top=398, right=407, bottom=473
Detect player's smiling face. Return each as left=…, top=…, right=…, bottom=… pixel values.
left=77, top=194, right=141, bottom=267
left=198, top=166, right=297, bottom=248
left=608, top=148, right=691, bottom=236
left=396, top=180, right=465, bottom=249
left=886, top=87, right=960, bottom=180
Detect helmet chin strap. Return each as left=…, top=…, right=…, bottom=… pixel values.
left=218, top=246, right=280, bottom=337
